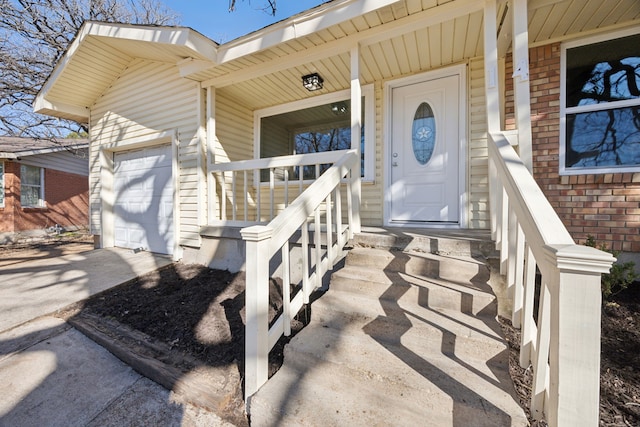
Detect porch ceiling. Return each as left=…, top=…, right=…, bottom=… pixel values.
left=208, top=0, right=640, bottom=111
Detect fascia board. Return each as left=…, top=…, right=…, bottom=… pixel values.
left=216, top=0, right=402, bottom=64
left=33, top=97, right=90, bottom=122
left=0, top=144, right=89, bottom=159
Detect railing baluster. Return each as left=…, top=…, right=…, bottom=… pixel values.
left=284, top=169, right=289, bottom=207
left=282, top=241, right=291, bottom=337
left=221, top=171, right=227, bottom=220
left=511, top=219, right=525, bottom=329
left=499, top=187, right=509, bottom=274
left=326, top=193, right=333, bottom=270
left=243, top=170, right=248, bottom=221
left=520, top=244, right=537, bottom=368
left=298, top=166, right=303, bottom=195
left=314, top=206, right=323, bottom=290
left=302, top=218, right=310, bottom=304
left=256, top=169, right=261, bottom=222
left=335, top=185, right=344, bottom=249
left=269, top=168, right=275, bottom=220
left=232, top=171, right=237, bottom=221
left=531, top=279, right=551, bottom=420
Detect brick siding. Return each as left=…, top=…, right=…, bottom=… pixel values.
left=0, top=161, right=89, bottom=233
left=505, top=43, right=640, bottom=252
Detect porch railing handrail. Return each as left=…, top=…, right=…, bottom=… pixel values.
left=210, top=149, right=351, bottom=173
left=210, top=149, right=353, bottom=223
left=488, top=131, right=615, bottom=427
left=241, top=149, right=360, bottom=406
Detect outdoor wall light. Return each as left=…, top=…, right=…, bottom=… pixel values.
left=331, top=101, right=348, bottom=115
left=302, top=73, right=323, bottom=91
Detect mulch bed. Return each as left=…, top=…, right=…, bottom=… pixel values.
left=500, top=283, right=640, bottom=427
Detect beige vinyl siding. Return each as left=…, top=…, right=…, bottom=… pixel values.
left=360, top=81, right=384, bottom=226
left=90, top=58, right=201, bottom=247
left=468, top=57, right=490, bottom=229
left=19, top=150, right=89, bottom=176
left=215, top=91, right=253, bottom=163
left=260, top=118, right=290, bottom=158
left=210, top=90, right=254, bottom=220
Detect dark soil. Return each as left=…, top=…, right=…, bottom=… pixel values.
left=500, top=283, right=640, bottom=427
left=76, top=264, right=304, bottom=377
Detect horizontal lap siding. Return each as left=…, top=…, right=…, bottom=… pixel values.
left=361, top=83, right=384, bottom=226
left=91, top=59, right=201, bottom=247
left=468, top=57, right=489, bottom=229
left=211, top=91, right=254, bottom=220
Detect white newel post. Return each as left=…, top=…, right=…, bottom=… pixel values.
left=241, top=225, right=274, bottom=402
left=544, top=244, right=615, bottom=427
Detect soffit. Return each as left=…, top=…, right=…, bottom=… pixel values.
left=211, top=0, right=639, bottom=111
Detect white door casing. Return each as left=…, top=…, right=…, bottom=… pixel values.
left=386, top=67, right=466, bottom=226
left=113, top=144, right=174, bottom=254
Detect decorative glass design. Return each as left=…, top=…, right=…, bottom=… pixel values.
left=412, top=102, right=436, bottom=165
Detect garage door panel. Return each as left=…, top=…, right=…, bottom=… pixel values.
left=114, top=144, right=174, bottom=255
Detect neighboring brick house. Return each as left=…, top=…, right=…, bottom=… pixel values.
left=504, top=31, right=640, bottom=258
left=0, top=137, right=89, bottom=236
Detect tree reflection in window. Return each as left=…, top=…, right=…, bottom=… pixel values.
left=294, top=126, right=351, bottom=179
left=565, top=33, right=640, bottom=168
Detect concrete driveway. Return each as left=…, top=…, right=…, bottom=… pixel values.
left=0, top=245, right=233, bottom=426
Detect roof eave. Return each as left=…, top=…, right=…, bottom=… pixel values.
left=34, top=21, right=219, bottom=121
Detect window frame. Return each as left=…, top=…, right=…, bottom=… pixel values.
left=20, top=164, right=45, bottom=208
left=560, top=27, right=640, bottom=175
left=254, top=85, right=375, bottom=182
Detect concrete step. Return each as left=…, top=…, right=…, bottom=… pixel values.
left=353, top=228, right=498, bottom=258
left=249, top=237, right=527, bottom=427
left=310, top=289, right=504, bottom=353
left=344, top=247, right=491, bottom=287
left=329, top=265, right=497, bottom=316
left=250, top=350, right=526, bottom=427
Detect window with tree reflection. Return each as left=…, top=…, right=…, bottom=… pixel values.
left=562, top=32, right=640, bottom=173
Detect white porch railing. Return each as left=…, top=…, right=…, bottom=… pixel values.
left=239, top=149, right=360, bottom=403
left=210, top=150, right=357, bottom=223
left=488, top=131, right=615, bottom=427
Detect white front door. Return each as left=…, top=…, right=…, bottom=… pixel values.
left=389, top=73, right=461, bottom=224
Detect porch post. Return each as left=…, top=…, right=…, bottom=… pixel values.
left=206, top=86, right=216, bottom=223
left=241, top=225, right=273, bottom=403
left=483, top=0, right=501, bottom=133
left=511, top=0, right=533, bottom=171
left=350, top=44, right=362, bottom=234
left=544, top=244, right=615, bottom=427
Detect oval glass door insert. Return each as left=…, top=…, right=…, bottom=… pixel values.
left=412, top=102, right=436, bottom=165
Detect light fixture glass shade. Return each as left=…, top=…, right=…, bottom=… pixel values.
left=302, top=73, right=323, bottom=91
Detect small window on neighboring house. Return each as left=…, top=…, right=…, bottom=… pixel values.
left=0, top=162, right=4, bottom=207
left=560, top=29, right=640, bottom=174
left=20, top=165, right=44, bottom=208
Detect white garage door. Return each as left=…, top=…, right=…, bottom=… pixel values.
left=114, top=145, right=174, bottom=255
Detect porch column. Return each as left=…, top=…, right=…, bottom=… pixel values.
left=205, top=86, right=216, bottom=223
left=350, top=44, right=362, bottom=234
left=511, top=0, right=533, bottom=171
left=544, top=244, right=615, bottom=427
left=483, top=0, right=501, bottom=133
left=242, top=225, right=273, bottom=403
